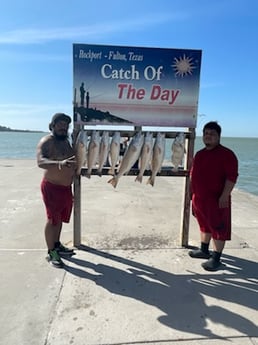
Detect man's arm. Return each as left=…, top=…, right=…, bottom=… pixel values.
left=37, top=137, right=73, bottom=169
left=36, top=137, right=59, bottom=169
left=219, top=179, right=235, bottom=208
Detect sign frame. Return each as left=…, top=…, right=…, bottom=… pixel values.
left=73, top=43, right=202, bottom=128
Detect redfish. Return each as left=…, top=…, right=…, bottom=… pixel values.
left=74, top=129, right=87, bottom=176
left=108, top=131, right=120, bottom=175
left=86, top=130, right=100, bottom=178
left=171, top=132, right=185, bottom=171
left=108, top=131, right=144, bottom=188
left=135, top=132, right=153, bottom=183
left=147, top=132, right=165, bottom=186
left=97, top=131, right=110, bottom=176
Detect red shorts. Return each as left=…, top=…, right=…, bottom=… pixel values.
left=41, top=179, right=73, bottom=225
left=192, top=194, right=231, bottom=241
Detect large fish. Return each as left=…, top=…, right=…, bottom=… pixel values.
left=147, top=132, right=165, bottom=187
left=97, top=131, right=110, bottom=176
left=74, top=129, right=87, bottom=176
left=86, top=130, right=100, bottom=178
left=171, top=132, right=185, bottom=171
left=108, top=131, right=144, bottom=188
left=108, top=131, right=120, bottom=175
left=135, top=132, right=153, bottom=183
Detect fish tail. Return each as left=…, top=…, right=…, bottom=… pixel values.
left=76, top=168, right=81, bottom=176
left=85, top=169, right=91, bottom=179
left=108, top=167, right=115, bottom=175
left=107, top=177, right=118, bottom=188
left=146, top=176, right=155, bottom=187
left=135, top=175, right=143, bottom=183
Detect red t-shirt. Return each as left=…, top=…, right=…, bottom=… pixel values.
left=191, top=144, right=238, bottom=199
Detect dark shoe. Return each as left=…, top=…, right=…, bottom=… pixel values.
left=201, top=258, right=225, bottom=271
left=46, top=249, right=64, bottom=268
left=188, top=248, right=210, bottom=259
left=56, top=243, right=75, bottom=256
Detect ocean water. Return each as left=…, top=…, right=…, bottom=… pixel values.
left=0, top=132, right=257, bottom=197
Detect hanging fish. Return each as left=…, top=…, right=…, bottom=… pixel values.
left=135, top=132, right=153, bottom=183
left=86, top=130, right=100, bottom=178
left=108, top=131, right=144, bottom=188
left=97, top=131, right=110, bottom=176
left=147, top=132, right=165, bottom=187
left=171, top=132, right=185, bottom=171
left=74, top=129, right=87, bottom=176
left=108, top=131, right=121, bottom=175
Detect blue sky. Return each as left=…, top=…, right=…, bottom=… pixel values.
left=0, top=0, right=257, bottom=137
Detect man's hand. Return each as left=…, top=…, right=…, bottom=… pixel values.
left=218, top=193, right=229, bottom=208
left=59, top=156, right=76, bottom=169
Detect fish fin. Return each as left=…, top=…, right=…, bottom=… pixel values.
left=146, top=176, right=154, bottom=187
left=85, top=169, right=91, bottom=179
left=76, top=168, right=81, bottom=176
left=135, top=175, right=143, bottom=183
left=107, top=177, right=118, bottom=188
left=108, top=168, right=115, bottom=175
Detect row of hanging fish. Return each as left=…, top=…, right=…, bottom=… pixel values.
left=74, top=130, right=185, bottom=188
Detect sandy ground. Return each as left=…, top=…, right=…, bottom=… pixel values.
left=0, top=159, right=257, bottom=345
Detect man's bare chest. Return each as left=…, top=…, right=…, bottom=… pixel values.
left=49, top=141, right=74, bottom=160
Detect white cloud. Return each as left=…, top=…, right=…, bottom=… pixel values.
left=0, top=13, right=187, bottom=45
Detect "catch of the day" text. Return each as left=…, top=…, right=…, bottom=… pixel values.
left=117, top=84, right=180, bottom=105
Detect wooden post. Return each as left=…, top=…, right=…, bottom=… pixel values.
left=72, top=125, right=82, bottom=247
left=73, top=175, right=81, bottom=247
left=73, top=88, right=77, bottom=106
left=180, top=128, right=195, bottom=246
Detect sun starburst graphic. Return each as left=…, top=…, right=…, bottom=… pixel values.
left=172, top=54, right=196, bottom=77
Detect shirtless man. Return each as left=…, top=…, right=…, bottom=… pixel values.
left=37, top=113, right=76, bottom=268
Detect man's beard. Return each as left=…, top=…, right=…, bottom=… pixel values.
left=53, top=131, right=68, bottom=141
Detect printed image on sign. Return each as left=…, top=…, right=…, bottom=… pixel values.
left=73, top=44, right=202, bottom=127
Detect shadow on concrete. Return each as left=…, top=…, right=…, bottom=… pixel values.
left=64, top=245, right=258, bottom=340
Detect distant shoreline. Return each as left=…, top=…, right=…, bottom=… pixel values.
left=0, top=125, right=44, bottom=133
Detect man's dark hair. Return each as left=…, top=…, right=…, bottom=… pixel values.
left=203, top=121, right=221, bottom=136
left=49, top=113, right=71, bottom=131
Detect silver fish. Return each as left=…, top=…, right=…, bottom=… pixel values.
left=147, top=132, right=165, bottom=187
left=135, top=132, right=153, bottom=183
left=86, top=130, right=100, bottom=178
left=108, top=131, right=120, bottom=175
left=97, top=131, right=110, bottom=176
left=171, top=132, right=185, bottom=171
left=74, top=129, right=87, bottom=176
left=108, top=131, right=144, bottom=188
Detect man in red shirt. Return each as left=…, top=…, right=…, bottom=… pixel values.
left=189, top=121, right=238, bottom=271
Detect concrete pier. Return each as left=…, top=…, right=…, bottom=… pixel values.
left=0, top=159, right=257, bottom=345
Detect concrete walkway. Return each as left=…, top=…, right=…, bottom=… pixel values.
left=0, top=160, right=257, bottom=345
